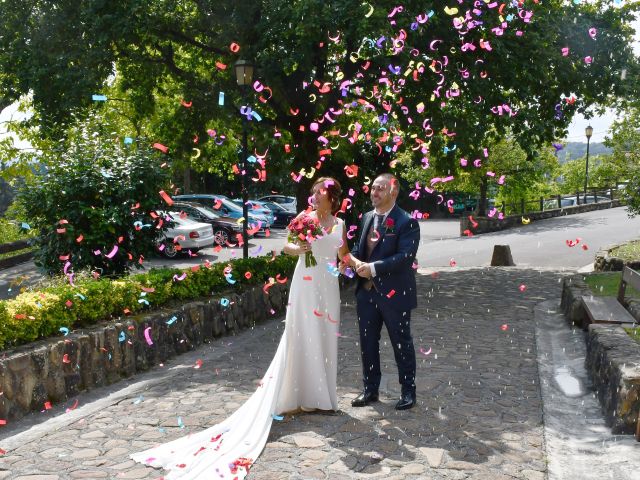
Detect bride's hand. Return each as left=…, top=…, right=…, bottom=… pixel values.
left=297, top=241, right=311, bottom=255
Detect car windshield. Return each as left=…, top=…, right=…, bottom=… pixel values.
left=194, top=206, right=220, bottom=219
left=264, top=202, right=285, bottom=211
left=218, top=198, right=243, bottom=213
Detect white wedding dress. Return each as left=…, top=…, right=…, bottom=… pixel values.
left=131, top=218, right=344, bottom=479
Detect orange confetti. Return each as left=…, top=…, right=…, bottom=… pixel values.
left=152, top=143, right=169, bottom=154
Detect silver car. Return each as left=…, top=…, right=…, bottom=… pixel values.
left=157, top=213, right=215, bottom=258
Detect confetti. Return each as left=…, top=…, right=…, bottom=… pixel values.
left=144, top=327, right=153, bottom=346
left=419, top=347, right=432, bottom=356
left=518, top=284, right=527, bottom=292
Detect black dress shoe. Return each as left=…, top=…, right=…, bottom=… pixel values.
left=395, top=392, right=416, bottom=410
left=351, top=391, right=379, bottom=407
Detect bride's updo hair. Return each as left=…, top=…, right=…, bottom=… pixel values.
left=312, top=177, right=342, bottom=212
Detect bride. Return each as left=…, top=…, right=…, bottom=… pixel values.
left=131, top=177, right=350, bottom=479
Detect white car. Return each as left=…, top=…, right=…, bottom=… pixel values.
left=158, top=213, right=215, bottom=258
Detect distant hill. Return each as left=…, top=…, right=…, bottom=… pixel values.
left=556, top=142, right=612, bottom=163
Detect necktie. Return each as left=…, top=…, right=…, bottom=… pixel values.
left=374, top=214, right=384, bottom=232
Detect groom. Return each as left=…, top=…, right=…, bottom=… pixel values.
left=344, top=173, right=421, bottom=410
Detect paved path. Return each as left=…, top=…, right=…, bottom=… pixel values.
left=0, top=268, right=634, bottom=479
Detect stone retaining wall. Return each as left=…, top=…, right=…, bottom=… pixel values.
left=460, top=199, right=621, bottom=236
left=594, top=244, right=640, bottom=272
left=0, top=281, right=290, bottom=423
left=585, top=325, right=640, bottom=434
left=560, top=275, right=591, bottom=329
left=561, top=275, right=640, bottom=434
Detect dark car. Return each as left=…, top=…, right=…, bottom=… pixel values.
left=262, top=201, right=297, bottom=228
left=173, top=194, right=270, bottom=234
left=171, top=201, right=252, bottom=246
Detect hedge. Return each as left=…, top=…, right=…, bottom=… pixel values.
left=0, top=254, right=298, bottom=351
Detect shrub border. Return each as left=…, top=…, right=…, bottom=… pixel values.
left=0, top=279, right=292, bottom=423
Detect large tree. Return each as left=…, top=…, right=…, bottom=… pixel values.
left=1, top=0, right=638, bottom=211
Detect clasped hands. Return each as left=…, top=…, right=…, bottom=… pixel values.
left=339, top=256, right=372, bottom=279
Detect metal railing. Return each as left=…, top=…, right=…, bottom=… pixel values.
left=497, top=183, right=627, bottom=216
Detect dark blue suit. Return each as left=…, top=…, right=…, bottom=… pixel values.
left=351, top=205, right=420, bottom=395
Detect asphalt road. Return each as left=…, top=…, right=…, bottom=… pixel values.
left=417, top=206, right=640, bottom=269
left=1, top=206, right=638, bottom=300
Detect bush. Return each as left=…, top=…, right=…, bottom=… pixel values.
left=18, top=131, right=171, bottom=276
left=0, top=253, right=298, bottom=350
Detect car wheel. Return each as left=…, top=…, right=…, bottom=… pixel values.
left=163, top=241, right=179, bottom=258
left=213, top=228, right=231, bottom=246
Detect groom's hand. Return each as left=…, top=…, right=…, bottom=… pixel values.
left=356, top=262, right=372, bottom=279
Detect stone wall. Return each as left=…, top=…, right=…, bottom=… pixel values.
left=560, top=275, right=591, bottom=329
left=585, top=325, right=640, bottom=434
left=594, top=244, right=640, bottom=272
left=0, top=281, right=290, bottom=423
left=460, top=199, right=621, bottom=236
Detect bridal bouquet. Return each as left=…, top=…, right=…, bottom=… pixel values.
left=287, top=213, right=323, bottom=267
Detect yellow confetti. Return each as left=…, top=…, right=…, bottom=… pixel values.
left=444, top=6, right=459, bottom=15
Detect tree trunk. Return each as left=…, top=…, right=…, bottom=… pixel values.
left=292, top=132, right=318, bottom=213
left=477, top=176, right=488, bottom=216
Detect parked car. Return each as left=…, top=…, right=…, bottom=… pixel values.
left=231, top=199, right=275, bottom=225
left=173, top=194, right=270, bottom=234
left=258, top=195, right=296, bottom=212
left=156, top=213, right=215, bottom=258
left=171, top=201, right=251, bottom=246
left=261, top=201, right=297, bottom=228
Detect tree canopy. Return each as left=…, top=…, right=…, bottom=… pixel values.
left=1, top=0, right=638, bottom=211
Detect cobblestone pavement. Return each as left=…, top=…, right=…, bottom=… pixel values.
left=0, top=268, right=571, bottom=480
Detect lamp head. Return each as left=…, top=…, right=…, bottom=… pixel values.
left=585, top=125, right=593, bottom=139
left=234, top=59, right=254, bottom=87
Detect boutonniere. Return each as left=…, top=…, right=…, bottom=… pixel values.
left=384, top=217, right=395, bottom=233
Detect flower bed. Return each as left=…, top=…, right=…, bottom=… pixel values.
left=0, top=254, right=297, bottom=351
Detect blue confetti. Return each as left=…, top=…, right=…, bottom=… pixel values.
left=92, top=94, right=107, bottom=101
left=118, top=331, right=126, bottom=342
left=218, top=92, right=225, bottom=105
left=166, top=316, right=177, bottom=325
left=220, top=298, right=230, bottom=307
left=177, top=416, right=184, bottom=428
left=272, top=414, right=284, bottom=421
left=59, top=327, right=69, bottom=336
left=20, top=222, right=31, bottom=230
left=124, top=137, right=134, bottom=144
left=133, top=395, right=144, bottom=405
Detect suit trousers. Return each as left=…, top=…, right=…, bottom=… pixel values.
left=356, top=287, right=416, bottom=395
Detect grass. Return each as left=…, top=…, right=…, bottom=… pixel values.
left=624, top=328, right=640, bottom=345
left=610, top=239, right=640, bottom=262
left=584, top=272, right=640, bottom=298
left=0, top=218, right=36, bottom=260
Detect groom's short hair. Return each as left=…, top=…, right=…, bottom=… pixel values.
left=376, top=173, right=400, bottom=195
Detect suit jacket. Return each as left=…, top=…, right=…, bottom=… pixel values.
left=351, top=205, right=420, bottom=311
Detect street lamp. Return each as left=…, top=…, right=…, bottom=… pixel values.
left=234, top=59, right=254, bottom=259
left=584, top=125, right=593, bottom=202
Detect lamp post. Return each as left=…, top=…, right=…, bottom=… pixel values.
left=234, top=59, right=254, bottom=259
left=584, top=125, right=593, bottom=202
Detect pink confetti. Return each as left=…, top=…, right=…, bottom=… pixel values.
left=105, top=245, right=119, bottom=259
left=144, top=327, right=153, bottom=345
left=449, top=258, right=457, bottom=267
left=519, top=284, right=527, bottom=292
left=419, top=347, right=432, bottom=356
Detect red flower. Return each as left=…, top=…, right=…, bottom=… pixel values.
left=385, top=217, right=395, bottom=232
